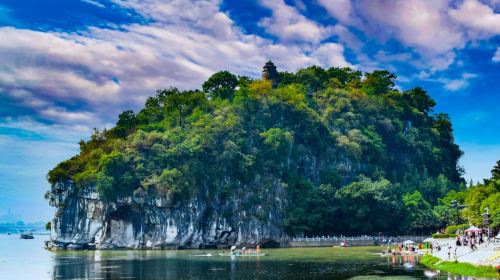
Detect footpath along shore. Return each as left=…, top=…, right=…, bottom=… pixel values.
left=422, top=238, right=499, bottom=277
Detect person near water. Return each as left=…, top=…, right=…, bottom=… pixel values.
left=256, top=245, right=260, bottom=254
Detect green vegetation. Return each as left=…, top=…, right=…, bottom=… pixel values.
left=47, top=65, right=470, bottom=235
left=431, top=233, right=457, bottom=239
left=445, top=224, right=468, bottom=234
left=434, top=160, right=500, bottom=231
left=420, top=254, right=498, bottom=278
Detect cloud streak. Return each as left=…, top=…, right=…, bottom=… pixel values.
left=493, top=47, right=500, bottom=62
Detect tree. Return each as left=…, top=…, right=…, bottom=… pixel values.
left=260, top=128, right=293, bottom=153
left=96, top=152, right=137, bottom=200
left=433, top=190, right=466, bottom=227
left=295, top=66, right=329, bottom=94
left=202, top=71, right=238, bottom=100
left=334, top=177, right=401, bottom=234
left=404, top=87, right=436, bottom=114
left=113, top=110, right=137, bottom=137
left=461, top=184, right=497, bottom=226
left=481, top=192, right=500, bottom=228
left=491, top=160, right=500, bottom=180
left=278, top=71, right=296, bottom=86
left=362, top=70, right=396, bottom=95
left=327, top=67, right=362, bottom=87
left=402, top=191, right=436, bottom=233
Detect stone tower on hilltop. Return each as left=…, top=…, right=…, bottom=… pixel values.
left=262, top=60, right=279, bottom=87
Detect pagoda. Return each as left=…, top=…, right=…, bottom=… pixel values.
left=261, top=60, right=279, bottom=87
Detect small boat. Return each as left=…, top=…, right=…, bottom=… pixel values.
left=20, top=232, right=34, bottom=239
left=218, top=252, right=267, bottom=257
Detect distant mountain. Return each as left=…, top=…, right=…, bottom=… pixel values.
left=0, top=209, right=21, bottom=224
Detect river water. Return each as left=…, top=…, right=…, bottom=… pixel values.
left=0, top=235, right=493, bottom=279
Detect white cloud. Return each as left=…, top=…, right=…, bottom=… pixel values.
left=493, top=47, right=500, bottom=62
left=309, top=43, right=354, bottom=68
left=443, top=79, right=468, bottom=91
left=439, top=72, right=478, bottom=91
left=356, top=0, right=465, bottom=54
left=258, top=0, right=331, bottom=44
left=316, top=0, right=353, bottom=24
left=110, top=0, right=236, bottom=40
left=317, top=0, right=499, bottom=74
left=449, top=0, right=500, bottom=36
left=330, top=24, right=364, bottom=51
left=0, top=0, right=353, bottom=136
left=40, top=107, right=96, bottom=123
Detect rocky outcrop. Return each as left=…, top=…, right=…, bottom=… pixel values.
left=45, top=179, right=290, bottom=250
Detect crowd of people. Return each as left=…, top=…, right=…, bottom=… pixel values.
left=439, top=229, right=493, bottom=260
left=454, top=231, right=485, bottom=251
left=384, top=242, right=424, bottom=255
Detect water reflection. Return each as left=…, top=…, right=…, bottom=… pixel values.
left=0, top=236, right=494, bottom=280
left=49, top=251, right=492, bottom=280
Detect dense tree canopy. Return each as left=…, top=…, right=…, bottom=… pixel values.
left=47, top=66, right=470, bottom=235
left=434, top=162, right=500, bottom=230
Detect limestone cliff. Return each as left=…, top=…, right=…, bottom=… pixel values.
left=46, top=178, right=288, bottom=250
left=45, top=65, right=464, bottom=249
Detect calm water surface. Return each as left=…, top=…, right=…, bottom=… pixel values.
left=0, top=235, right=494, bottom=279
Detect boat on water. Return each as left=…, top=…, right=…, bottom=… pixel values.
left=220, top=245, right=267, bottom=257
left=20, top=232, right=34, bottom=239
left=191, top=253, right=213, bottom=257
left=218, top=252, right=268, bottom=257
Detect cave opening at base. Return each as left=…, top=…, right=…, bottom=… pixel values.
left=105, top=205, right=143, bottom=240
left=259, top=239, right=280, bottom=248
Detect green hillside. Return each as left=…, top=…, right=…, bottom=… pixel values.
left=47, top=65, right=467, bottom=235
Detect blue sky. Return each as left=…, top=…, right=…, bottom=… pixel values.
left=0, top=0, right=499, bottom=222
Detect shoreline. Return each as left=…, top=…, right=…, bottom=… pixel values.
left=420, top=254, right=498, bottom=278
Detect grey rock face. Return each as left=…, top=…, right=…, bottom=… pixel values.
left=46, top=180, right=290, bottom=250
